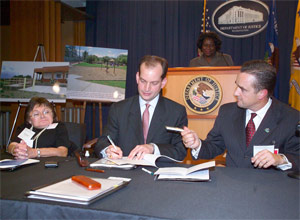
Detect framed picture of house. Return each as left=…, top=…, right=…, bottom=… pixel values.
left=64, top=45, right=128, bottom=102
left=0, top=61, right=69, bottom=102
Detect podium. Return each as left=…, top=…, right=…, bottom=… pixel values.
left=163, top=66, right=240, bottom=141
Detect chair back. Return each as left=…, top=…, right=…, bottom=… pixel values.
left=64, top=122, right=86, bottom=156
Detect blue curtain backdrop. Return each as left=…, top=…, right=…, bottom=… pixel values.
left=84, top=0, right=298, bottom=140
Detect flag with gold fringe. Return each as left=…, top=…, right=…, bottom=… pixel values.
left=202, top=0, right=226, bottom=33
left=289, top=0, right=300, bottom=111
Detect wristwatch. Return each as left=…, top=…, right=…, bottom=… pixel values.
left=37, top=148, right=41, bottom=158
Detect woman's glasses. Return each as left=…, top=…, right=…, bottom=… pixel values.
left=31, top=109, right=52, bottom=119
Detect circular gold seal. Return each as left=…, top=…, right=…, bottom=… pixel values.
left=183, top=75, right=222, bottom=114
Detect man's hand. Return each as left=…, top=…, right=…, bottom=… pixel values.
left=128, top=144, right=154, bottom=160
left=105, top=145, right=123, bottom=159
left=251, top=149, right=285, bottom=168
left=181, top=126, right=200, bottom=149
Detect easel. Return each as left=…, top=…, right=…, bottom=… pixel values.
left=34, top=44, right=47, bottom=61
left=6, top=44, right=47, bottom=148
left=33, top=44, right=46, bottom=87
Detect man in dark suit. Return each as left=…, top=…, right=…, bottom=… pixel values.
left=182, top=60, right=299, bottom=170
left=94, top=55, right=187, bottom=160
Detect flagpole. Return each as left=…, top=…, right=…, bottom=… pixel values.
left=203, top=0, right=207, bottom=33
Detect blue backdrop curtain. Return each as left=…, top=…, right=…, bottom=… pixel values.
left=84, top=0, right=298, bottom=140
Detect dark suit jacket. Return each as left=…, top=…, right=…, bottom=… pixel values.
left=94, top=95, right=188, bottom=160
left=196, top=98, right=300, bottom=170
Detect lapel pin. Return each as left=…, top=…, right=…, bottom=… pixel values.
left=264, top=128, right=270, bottom=133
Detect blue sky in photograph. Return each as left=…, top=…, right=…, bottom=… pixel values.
left=70, top=46, right=128, bottom=58
left=0, top=61, right=69, bottom=79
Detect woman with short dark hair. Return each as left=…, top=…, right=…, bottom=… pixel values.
left=189, top=32, right=234, bottom=67
left=7, top=97, right=70, bottom=159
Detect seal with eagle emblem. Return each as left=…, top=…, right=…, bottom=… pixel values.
left=183, top=75, right=223, bottom=114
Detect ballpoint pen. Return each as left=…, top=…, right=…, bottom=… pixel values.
left=142, top=168, right=154, bottom=175
left=107, top=135, right=117, bottom=149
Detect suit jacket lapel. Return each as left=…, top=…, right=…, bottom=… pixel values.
left=249, top=99, right=279, bottom=147
left=146, top=97, right=165, bottom=143
left=128, top=96, right=144, bottom=143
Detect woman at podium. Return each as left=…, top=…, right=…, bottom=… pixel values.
left=189, top=32, right=234, bottom=67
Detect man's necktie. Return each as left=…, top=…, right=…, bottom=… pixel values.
left=142, top=104, right=150, bottom=144
left=246, top=113, right=257, bottom=147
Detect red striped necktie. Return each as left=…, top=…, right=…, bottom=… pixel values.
left=246, top=113, right=257, bottom=147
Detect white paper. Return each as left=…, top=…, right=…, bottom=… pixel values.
left=253, top=145, right=274, bottom=156
left=28, top=177, right=128, bottom=202
left=106, top=154, right=182, bottom=167
left=90, top=158, right=135, bottom=169
left=0, top=159, right=39, bottom=169
left=18, top=128, right=35, bottom=141
left=154, top=161, right=215, bottom=176
left=157, top=169, right=210, bottom=181
left=47, top=123, right=58, bottom=129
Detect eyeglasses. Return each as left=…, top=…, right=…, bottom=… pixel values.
left=31, top=109, right=52, bottom=119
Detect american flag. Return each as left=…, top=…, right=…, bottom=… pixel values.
left=202, top=0, right=227, bottom=33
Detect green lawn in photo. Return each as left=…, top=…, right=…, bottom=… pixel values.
left=75, top=62, right=127, bottom=70
left=0, top=89, right=64, bottom=99
left=89, top=80, right=126, bottom=89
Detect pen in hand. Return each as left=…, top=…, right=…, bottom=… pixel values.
left=107, top=135, right=117, bottom=149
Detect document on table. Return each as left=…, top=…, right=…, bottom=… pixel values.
left=0, top=159, right=39, bottom=170
left=90, top=158, right=136, bottom=170
left=26, top=176, right=131, bottom=205
left=154, top=161, right=215, bottom=181
left=105, top=154, right=182, bottom=167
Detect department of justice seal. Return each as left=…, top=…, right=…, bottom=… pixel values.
left=183, top=75, right=222, bottom=114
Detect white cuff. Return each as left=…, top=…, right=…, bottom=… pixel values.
left=276, top=154, right=292, bottom=171
left=150, top=143, right=161, bottom=155
left=191, top=139, right=202, bottom=159
left=101, top=146, right=109, bottom=158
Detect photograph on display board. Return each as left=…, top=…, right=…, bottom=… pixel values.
left=0, top=61, right=69, bottom=102
left=64, top=45, right=128, bottom=102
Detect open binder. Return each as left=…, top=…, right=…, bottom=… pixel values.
left=0, top=159, right=39, bottom=171
left=26, top=176, right=131, bottom=205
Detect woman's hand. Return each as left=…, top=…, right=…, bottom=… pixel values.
left=11, top=140, right=29, bottom=159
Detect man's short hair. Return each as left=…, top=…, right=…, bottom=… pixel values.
left=138, top=55, right=168, bottom=79
left=241, top=60, right=276, bottom=97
